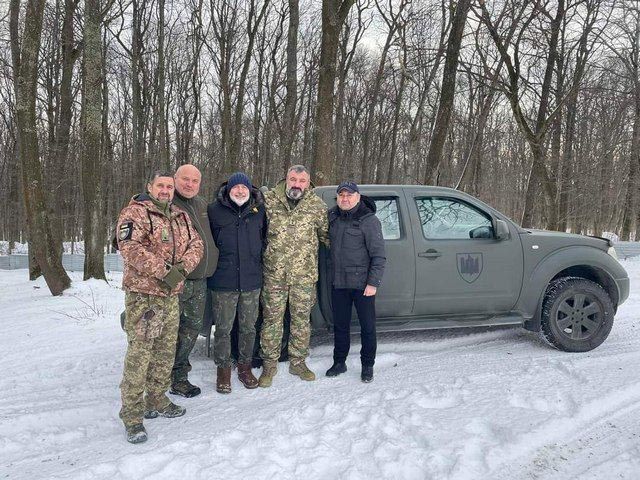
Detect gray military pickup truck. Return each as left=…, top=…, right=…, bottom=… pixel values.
left=311, top=185, right=630, bottom=352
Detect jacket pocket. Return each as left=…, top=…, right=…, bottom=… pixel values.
left=343, top=228, right=364, bottom=249
left=344, top=265, right=366, bottom=275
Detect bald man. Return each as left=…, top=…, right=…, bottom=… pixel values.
left=170, top=164, right=219, bottom=397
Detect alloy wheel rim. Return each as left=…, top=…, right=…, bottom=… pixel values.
left=555, top=292, right=603, bottom=340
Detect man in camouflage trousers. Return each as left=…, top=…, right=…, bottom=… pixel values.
left=170, top=164, right=218, bottom=398
left=259, top=165, right=329, bottom=387
left=117, top=171, right=203, bottom=444
left=208, top=172, right=266, bottom=393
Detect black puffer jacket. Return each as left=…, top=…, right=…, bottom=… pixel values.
left=207, top=183, right=267, bottom=292
left=328, top=195, right=386, bottom=290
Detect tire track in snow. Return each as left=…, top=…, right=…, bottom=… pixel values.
left=485, top=381, right=640, bottom=478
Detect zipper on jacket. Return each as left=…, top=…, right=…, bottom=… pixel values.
left=170, top=212, right=176, bottom=265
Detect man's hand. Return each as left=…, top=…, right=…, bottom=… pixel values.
left=162, top=265, right=185, bottom=290
left=175, top=261, right=186, bottom=276
left=363, top=285, right=377, bottom=297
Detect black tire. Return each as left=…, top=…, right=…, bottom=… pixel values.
left=540, top=277, right=614, bottom=352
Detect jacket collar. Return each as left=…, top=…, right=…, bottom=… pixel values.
left=130, top=193, right=180, bottom=219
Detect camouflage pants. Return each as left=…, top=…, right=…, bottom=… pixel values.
left=119, top=292, right=179, bottom=427
left=211, top=289, right=260, bottom=368
left=260, top=282, right=316, bottom=362
left=172, top=278, right=207, bottom=383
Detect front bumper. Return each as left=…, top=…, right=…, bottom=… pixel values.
left=616, top=277, right=630, bottom=306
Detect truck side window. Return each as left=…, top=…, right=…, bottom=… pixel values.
left=416, top=197, right=492, bottom=240
left=373, top=198, right=401, bottom=240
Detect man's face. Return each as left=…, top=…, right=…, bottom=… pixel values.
left=148, top=176, right=175, bottom=202
left=229, top=184, right=250, bottom=206
left=286, top=170, right=310, bottom=200
left=337, top=189, right=360, bottom=210
left=174, top=165, right=202, bottom=199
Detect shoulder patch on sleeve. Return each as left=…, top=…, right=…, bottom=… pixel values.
left=119, top=222, right=133, bottom=241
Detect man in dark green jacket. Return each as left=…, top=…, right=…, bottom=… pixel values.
left=170, top=164, right=219, bottom=397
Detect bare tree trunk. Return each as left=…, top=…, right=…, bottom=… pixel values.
left=228, top=0, right=271, bottom=171
left=280, top=0, right=299, bottom=171
left=12, top=0, right=71, bottom=295
left=335, top=1, right=367, bottom=178
left=361, top=0, right=408, bottom=183
left=81, top=0, right=106, bottom=280
left=131, top=0, right=146, bottom=193
left=384, top=26, right=408, bottom=184
left=313, top=0, right=355, bottom=185
left=157, top=0, right=168, bottom=169
left=423, top=0, right=471, bottom=184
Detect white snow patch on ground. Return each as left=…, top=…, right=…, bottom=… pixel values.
left=1, top=259, right=639, bottom=479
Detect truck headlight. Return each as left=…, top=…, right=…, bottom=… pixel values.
left=607, top=246, right=619, bottom=261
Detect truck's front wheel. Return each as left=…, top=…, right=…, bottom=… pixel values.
left=540, top=277, right=614, bottom=352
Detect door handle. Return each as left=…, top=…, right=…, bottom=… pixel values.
left=418, top=249, right=441, bottom=259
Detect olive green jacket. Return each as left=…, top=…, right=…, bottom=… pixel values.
left=172, top=192, right=218, bottom=279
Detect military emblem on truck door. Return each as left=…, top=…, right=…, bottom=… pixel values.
left=457, top=253, right=483, bottom=283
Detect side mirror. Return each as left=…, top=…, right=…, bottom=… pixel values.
left=469, top=226, right=493, bottom=239
left=494, top=219, right=510, bottom=240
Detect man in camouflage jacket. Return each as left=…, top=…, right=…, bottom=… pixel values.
left=116, top=171, right=204, bottom=444
left=258, top=165, right=329, bottom=387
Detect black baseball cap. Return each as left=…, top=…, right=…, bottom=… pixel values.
left=336, top=181, right=359, bottom=194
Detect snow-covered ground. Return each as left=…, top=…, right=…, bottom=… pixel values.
left=1, top=260, right=639, bottom=480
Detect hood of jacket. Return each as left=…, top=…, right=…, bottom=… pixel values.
left=129, top=192, right=179, bottom=218
left=215, top=182, right=265, bottom=211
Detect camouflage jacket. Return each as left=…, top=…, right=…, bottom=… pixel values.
left=117, top=194, right=204, bottom=297
left=263, top=181, right=329, bottom=285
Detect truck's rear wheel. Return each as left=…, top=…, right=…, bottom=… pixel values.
left=540, top=277, right=614, bottom=352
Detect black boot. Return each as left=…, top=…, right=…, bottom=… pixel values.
left=361, top=365, right=373, bottom=383
left=125, top=423, right=147, bottom=444
left=170, top=379, right=201, bottom=398
left=325, top=361, right=347, bottom=377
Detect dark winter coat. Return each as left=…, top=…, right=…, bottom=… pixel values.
left=207, top=183, right=267, bottom=292
left=173, top=191, right=219, bottom=280
left=328, top=196, right=386, bottom=290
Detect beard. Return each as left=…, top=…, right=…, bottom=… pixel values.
left=286, top=187, right=304, bottom=200
left=231, top=195, right=249, bottom=206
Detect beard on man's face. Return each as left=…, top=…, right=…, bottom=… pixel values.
left=286, top=187, right=304, bottom=200
left=231, top=195, right=249, bottom=206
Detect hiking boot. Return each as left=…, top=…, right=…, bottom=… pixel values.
left=216, top=367, right=232, bottom=394
left=125, top=423, right=147, bottom=444
left=170, top=380, right=201, bottom=398
left=289, top=359, right=316, bottom=381
left=325, top=361, right=347, bottom=377
left=258, top=361, right=277, bottom=388
left=361, top=365, right=374, bottom=383
left=237, top=364, right=258, bottom=389
left=144, top=401, right=186, bottom=419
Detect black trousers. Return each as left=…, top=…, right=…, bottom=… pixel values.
left=331, top=288, right=377, bottom=367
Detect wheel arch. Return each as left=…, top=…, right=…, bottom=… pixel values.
left=521, top=248, right=622, bottom=332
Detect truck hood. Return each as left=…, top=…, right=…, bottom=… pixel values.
left=521, top=229, right=612, bottom=251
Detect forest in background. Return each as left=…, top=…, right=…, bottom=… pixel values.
left=1, top=0, right=639, bottom=293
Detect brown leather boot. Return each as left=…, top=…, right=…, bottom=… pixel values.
left=237, top=364, right=258, bottom=389
left=216, top=367, right=232, bottom=394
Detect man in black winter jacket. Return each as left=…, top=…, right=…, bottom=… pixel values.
left=325, top=181, right=386, bottom=383
left=207, top=172, right=267, bottom=393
